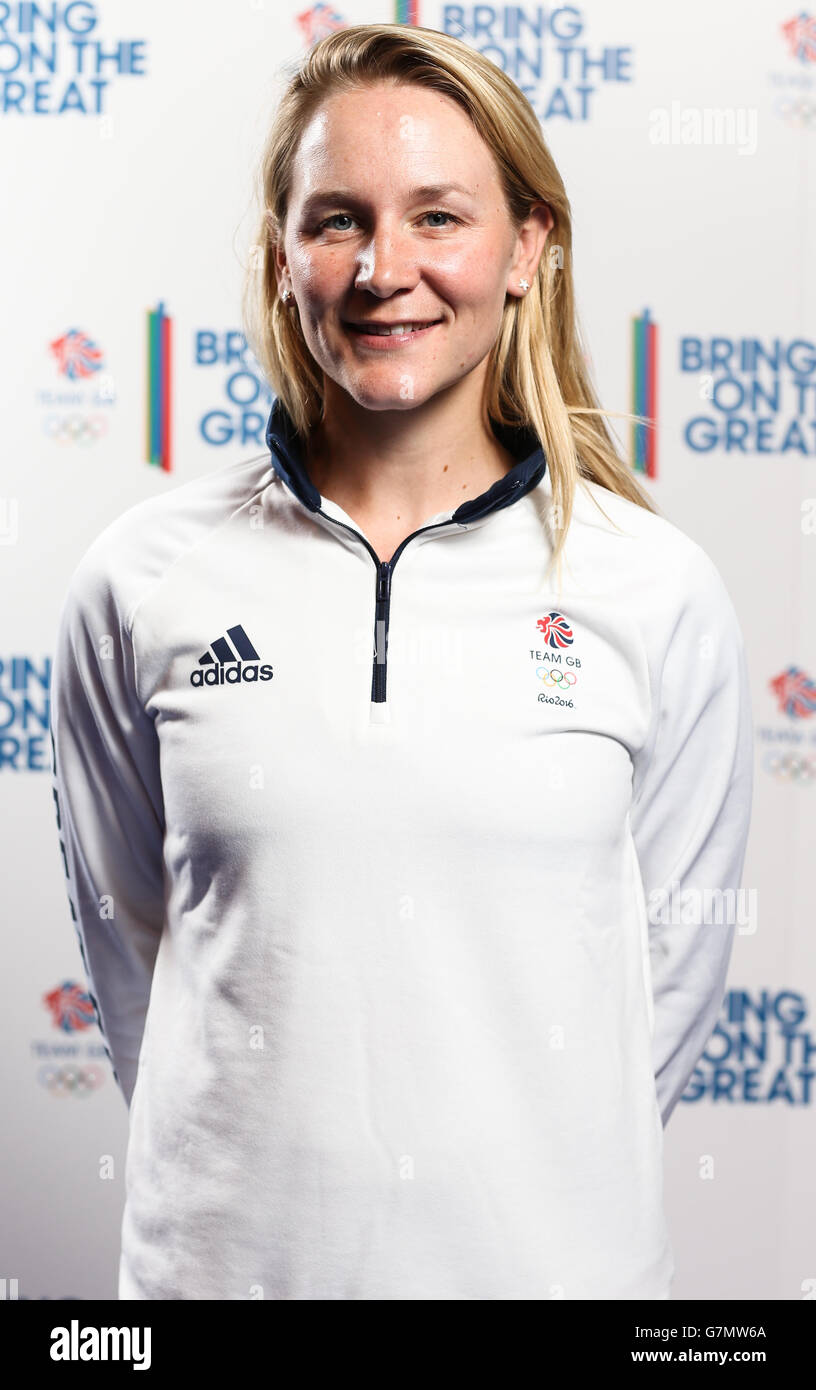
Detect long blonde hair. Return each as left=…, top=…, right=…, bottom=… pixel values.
left=241, top=22, right=659, bottom=585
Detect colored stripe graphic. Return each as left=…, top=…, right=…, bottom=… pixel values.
left=631, top=308, right=658, bottom=478
left=394, top=0, right=419, bottom=22
left=146, top=301, right=173, bottom=472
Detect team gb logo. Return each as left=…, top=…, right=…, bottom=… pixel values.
left=536, top=611, right=574, bottom=647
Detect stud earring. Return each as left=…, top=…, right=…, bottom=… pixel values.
left=519, top=278, right=530, bottom=292
left=281, top=288, right=293, bottom=304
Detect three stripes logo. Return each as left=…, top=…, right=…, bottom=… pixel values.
left=189, top=624, right=274, bottom=687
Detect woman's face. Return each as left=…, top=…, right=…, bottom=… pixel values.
left=277, top=81, right=550, bottom=412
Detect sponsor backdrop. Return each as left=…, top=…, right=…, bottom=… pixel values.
left=1, top=0, right=813, bottom=1301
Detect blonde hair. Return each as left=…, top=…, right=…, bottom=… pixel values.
left=241, top=22, right=659, bottom=587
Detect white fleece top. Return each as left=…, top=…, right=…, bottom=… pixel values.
left=49, top=398, right=753, bottom=1300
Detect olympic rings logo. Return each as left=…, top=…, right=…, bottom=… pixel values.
left=774, top=96, right=816, bottom=130
left=37, top=1064, right=106, bottom=1095
left=536, top=667, right=578, bottom=687
left=43, top=415, right=108, bottom=445
left=762, top=750, right=816, bottom=783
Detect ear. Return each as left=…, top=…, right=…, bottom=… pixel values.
left=266, top=212, right=289, bottom=294
left=507, top=202, right=554, bottom=297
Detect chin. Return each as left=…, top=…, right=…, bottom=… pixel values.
left=343, top=381, right=436, bottom=412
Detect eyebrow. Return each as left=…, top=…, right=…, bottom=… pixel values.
left=300, top=182, right=476, bottom=213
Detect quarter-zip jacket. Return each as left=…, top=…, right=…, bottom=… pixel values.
left=49, top=397, right=753, bottom=1300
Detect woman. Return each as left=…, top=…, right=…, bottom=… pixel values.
left=50, top=24, right=753, bottom=1300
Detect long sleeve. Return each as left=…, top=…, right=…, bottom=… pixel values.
left=629, top=542, right=754, bottom=1127
left=49, top=544, right=166, bottom=1110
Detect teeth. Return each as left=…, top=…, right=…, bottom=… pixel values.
left=357, top=322, right=434, bottom=336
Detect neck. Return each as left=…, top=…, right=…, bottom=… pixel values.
left=304, top=376, right=516, bottom=533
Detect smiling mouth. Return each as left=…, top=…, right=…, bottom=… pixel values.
left=344, top=319, right=444, bottom=337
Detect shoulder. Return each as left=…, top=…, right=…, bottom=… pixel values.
left=566, top=474, right=738, bottom=618
left=533, top=472, right=745, bottom=666
left=570, top=474, right=699, bottom=562
left=63, top=452, right=274, bottom=631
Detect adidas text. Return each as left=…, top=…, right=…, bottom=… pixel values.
left=190, top=663, right=274, bottom=687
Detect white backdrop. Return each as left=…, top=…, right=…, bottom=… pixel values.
left=1, top=0, right=813, bottom=1300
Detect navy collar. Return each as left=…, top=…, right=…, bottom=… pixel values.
left=265, top=397, right=547, bottom=524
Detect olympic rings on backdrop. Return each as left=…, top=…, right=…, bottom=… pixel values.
left=774, top=96, right=816, bottom=130
left=37, top=1064, right=106, bottom=1095
left=762, top=750, right=816, bottom=783
left=536, top=667, right=577, bottom=687
left=43, top=414, right=109, bottom=445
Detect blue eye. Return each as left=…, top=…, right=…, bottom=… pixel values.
left=315, top=209, right=461, bottom=232
left=319, top=213, right=354, bottom=231
left=422, top=210, right=459, bottom=227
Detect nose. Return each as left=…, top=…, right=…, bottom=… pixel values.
left=354, top=220, right=418, bottom=298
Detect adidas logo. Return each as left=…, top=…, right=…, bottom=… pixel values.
left=189, top=624, right=274, bottom=687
